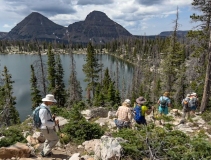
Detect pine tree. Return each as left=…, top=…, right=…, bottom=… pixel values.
left=161, top=7, right=185, bottom=96
left=107, top=82, right=116, bottom=106
left=1, top=66, right=20, bottom=126
left=47, top=44, right=56, bottom=93
left=55, top=55, right=66, bottom=107
left=30, top=65, right=42, bottom=110
left=82, top=42, right=101, bottom=98
left=114, top=89, right=121, bottom=107
left=102, top=68, right=112, bottom=94
left=66, top=46, right=82, bottom=107
left=93, top=83, right=104, bottom=106
left=190, top=0, right=211, bottom=112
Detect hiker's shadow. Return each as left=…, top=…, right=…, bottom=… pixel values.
left=52, top=153, right=70, bottom=159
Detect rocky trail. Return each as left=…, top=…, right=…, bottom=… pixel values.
left=1, top=107, right=211, bottom=160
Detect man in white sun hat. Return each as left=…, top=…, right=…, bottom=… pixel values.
left=39, top=94, right=59, bottom=157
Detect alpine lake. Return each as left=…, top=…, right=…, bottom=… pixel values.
left=0, top=54, right=134, bottom=121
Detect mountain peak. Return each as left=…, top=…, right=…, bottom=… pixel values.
left=85, top=10, right=109, bottom=22
left=6, top=12, right=65, bottom=40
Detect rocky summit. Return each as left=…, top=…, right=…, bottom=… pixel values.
left=66, top=11, right=132, bottom=44
left=5, top=12, right=66, bottom=42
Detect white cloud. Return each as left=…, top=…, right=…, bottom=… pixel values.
left=3, top=24, right=12, bottom=28
left=164, top=0, right=192, bottom=6
left=0, top=0, right=196, bottom=34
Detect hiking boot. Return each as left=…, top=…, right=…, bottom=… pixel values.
left=41, top=151, right=53, bottom=157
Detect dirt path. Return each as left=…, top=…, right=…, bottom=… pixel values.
left=20, top=143, right=85, bottom=160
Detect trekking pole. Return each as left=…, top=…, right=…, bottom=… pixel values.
left=53, top=113, right=61, bottom=132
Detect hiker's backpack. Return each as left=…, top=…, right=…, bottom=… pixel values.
left=32, top=105, right=51, bottom=128
left=182, top=98, right=190, bottom=108
left=189, top=97, right=197, bottom=108
left=133, top=105, right=142, bottom=123
left=160, top=96, right=167, bottom=108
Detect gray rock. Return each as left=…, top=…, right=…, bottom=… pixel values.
left=94, top=136, right=126, bottom=160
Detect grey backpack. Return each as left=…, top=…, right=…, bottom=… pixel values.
left=160, top=96, right=167, bottom=108
left=189, top=97, right=197, bottom=107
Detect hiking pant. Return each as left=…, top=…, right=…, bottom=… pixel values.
left=182, top=108, right=190, bottom=120
left=158, top=106, right=168, bottom=115
left=41, top=128, right=59, bottom=155
left=114, top=119, right=130, bottom=129
left=135, top=116, right=147, bottom=125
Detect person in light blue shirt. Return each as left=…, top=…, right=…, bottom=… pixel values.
left=39, top=94, right=59, bottom=157
left=157, top=92, right=171, bottom=124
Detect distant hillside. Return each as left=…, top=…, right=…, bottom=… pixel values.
left=0, top=32, right=7, bottom=38
left=134, top=30, right=189, bottom=40
left=159, top=30, right=189, bottom=37
left=5, top=12, right=66, bottom=42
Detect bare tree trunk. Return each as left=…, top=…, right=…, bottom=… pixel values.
left=200, top=30, right=211, bottom=112
left=116, top=61, right=119, bottom=90
left=35, top=39, right=46, bottom=95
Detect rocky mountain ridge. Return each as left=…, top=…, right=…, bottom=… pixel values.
left=1, top=11, right=188, bottom=44
left=0, top=32, right=7, bottom=38
left=3, top=11, right=132, bottom=44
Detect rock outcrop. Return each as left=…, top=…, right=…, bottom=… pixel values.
left=0, top=142, right=31, bottom=159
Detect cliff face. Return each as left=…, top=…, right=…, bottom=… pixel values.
left=4, top=11, right=133, bottom=44
left=6, top=12, right=66, bottom=41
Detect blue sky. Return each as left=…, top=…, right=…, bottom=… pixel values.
left=0, top=0, right=199, bottom=35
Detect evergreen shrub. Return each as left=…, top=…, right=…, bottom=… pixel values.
left=50, top=105, right=71, bottom=119
left=61, top=102, right=104, bottom=144
left=113, top=124, right=211, bottom=159
left=0, top=126, right=26, bottom=147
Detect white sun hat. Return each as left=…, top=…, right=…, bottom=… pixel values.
left=124, top=99, right=131, bottom=105
left=191, top=92, right=197, bottom=96
left=42, top=94, right=57, bottom=103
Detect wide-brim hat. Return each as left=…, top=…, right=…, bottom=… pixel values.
left=186, top=94, right=190, bottom=97
left=191, top=92, right=197, bottom=96
left=42, top=94, right=57, bottom=103
left=136, top=96, right=146, bottom=105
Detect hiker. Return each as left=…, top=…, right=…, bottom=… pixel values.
left=115, top=99, right=133, bottom=129
left=182, top=93, right=191, bottom=120
left=157, top=92, right=171, bottom=124
left=39, top=94, right=59, bottom=157
left=158, top=92, right=171, bottom=115
left=189, top=92, right=199, bottom=115
left=133, top=96, right=154, bottom=125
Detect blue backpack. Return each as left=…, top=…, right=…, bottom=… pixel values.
left=32, top=105, right=51, bottom=129
left=133, top=105, right=142, bottom=123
